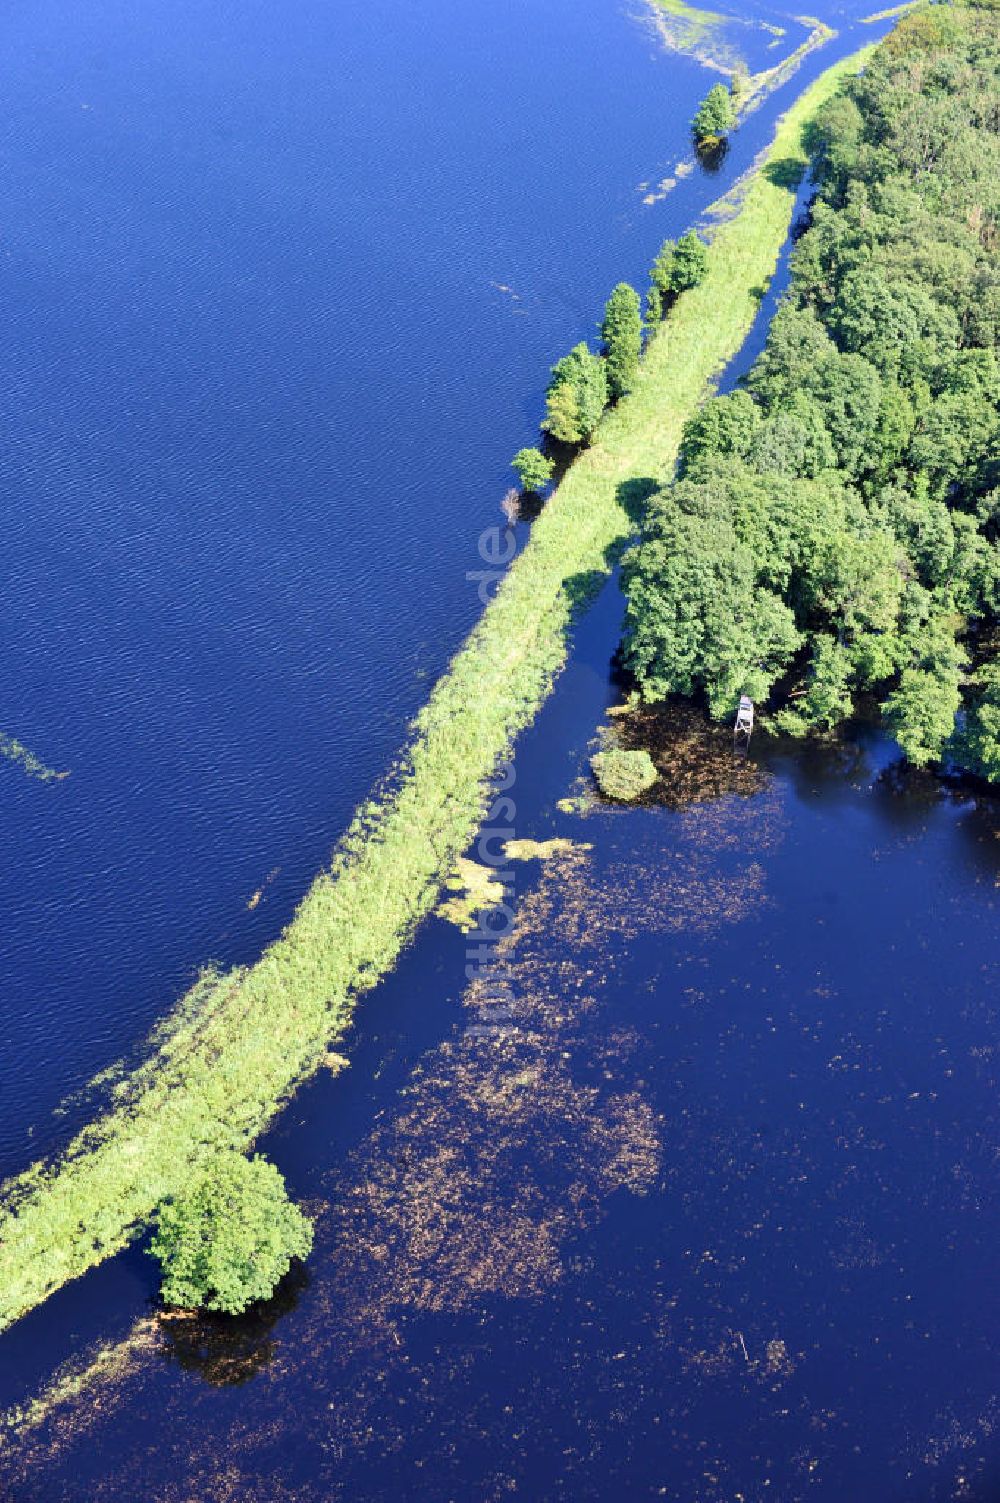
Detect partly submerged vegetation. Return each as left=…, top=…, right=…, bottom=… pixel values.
left=646, top=0, right=835, bottom=130
left=511, top=446, right=554, bottom=494
left=591, top=747, right=659, bottom=801
left=0, top=46, right=873, bottom=1333
left=623, top=3, right=1000, bottom=778
left=692, top=80, right=738, bottom=146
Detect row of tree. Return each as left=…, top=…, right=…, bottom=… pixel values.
left=508, top=71, right=735, bottom=496
left=511, top=232, right=710, bottom=494
left=621, top=3, right=1000, bottom=780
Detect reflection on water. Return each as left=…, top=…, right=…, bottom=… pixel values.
left=159, top=1263, right=311, bottom=1388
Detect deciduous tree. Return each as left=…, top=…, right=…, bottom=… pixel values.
left=511, top=447, right=554, bottom=493
left=600, top=283, right=643, bottom=400
left=150, top=1153, right=313, bottom=1315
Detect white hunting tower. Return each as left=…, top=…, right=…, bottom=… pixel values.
left=734, top=694, right=754, bottom=746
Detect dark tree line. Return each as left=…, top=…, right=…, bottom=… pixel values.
left=622, top=2, right=1000, bottom=779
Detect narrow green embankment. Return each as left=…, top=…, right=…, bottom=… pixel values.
left=0, top=45, right=871, bottom=1334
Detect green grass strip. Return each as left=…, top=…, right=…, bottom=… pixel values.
left=0, top=43, right=873, bottom=1335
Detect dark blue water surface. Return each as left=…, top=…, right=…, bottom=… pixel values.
left=0, top=0, right=717, bottom=1159
left=0, top=0, right=834, bottom=1164
left=10, top=1, right=997, bottom=1500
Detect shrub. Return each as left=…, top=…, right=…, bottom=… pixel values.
left=150, top=1153, right=313, bottom=1315
left=590, top=747, right=658, bottom=801
left=511, top=447, right=554, bottom=493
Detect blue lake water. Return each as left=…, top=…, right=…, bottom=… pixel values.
left=7, top=0, right=999, bottom=1499
left=0, top=0, right=717, bottom=1162
left=0, top=0, right=797, bottom=1164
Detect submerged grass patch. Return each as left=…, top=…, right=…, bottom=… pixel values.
left=860, top=1, right=919, bottom=20
left=0, top=45, right=872, bottom=1335
left=649, top=0, right=728, bottom=52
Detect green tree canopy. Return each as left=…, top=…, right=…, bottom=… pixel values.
left=692, top=83, right=736, bottom=144
left=956, top=664, right=1000, bottom=781
left=542, top=342, right=609, bottom=446
left=622, top=495, right=801, bottom=717
left=511, top=446, right=554, bottom=493
left=150, top=1153, right=314, bottom=1315
left=648, top=231, right=710, bottom=322
left=622, top=5, right=1000, bottom=776
left=600, top=283, right=643, bottom=401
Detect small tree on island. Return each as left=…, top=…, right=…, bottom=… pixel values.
left=692, top=82, right=735, bottom=145
left=150, top=1152, right=314, bottom=1315
left=647, top=230, right=710, bottom=323
left=600, top=283, right=643, bottom=401
left=542, top=342, right=609, bottom=446
left=511, top=446, right=554, bottom=493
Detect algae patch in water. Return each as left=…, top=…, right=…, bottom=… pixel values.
left=0, top=730, right=69, bottom=783
left=437, top=839, right=592, bottom=928
left=504, top=837, right=590, bottom=861
left=436, top=857, right=509, bottom=931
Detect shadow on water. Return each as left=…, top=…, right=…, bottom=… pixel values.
left=158, top=1263, right=310, bottom=1389
left=695, top=136, right=731, bottom=174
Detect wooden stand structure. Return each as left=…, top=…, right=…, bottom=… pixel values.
left=734, top=695, right=754, bottom=749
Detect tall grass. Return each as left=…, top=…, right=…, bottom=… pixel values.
left=0, top=46, right=872, bottom=1334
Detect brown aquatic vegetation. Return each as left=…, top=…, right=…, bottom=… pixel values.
left=611, top=699, right=768, bottom=809
left=3, top=780, right=789, bottom=1498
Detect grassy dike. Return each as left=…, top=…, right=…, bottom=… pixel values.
left=0, top=45, right=872, bottom=1334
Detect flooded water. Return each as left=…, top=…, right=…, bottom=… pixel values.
left=5, top=0, right=995, bottom=1498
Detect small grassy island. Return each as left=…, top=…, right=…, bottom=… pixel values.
left=0, top=34, right=920, bottom=1334
left=624, top=2, right=1000, bottom=777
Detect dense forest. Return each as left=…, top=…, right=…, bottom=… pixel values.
left=623, top=2, right=1000, bottom=778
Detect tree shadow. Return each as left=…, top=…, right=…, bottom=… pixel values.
left=616, top=475, right=660, bottom=528
left=560, top=477, right=659, bottom=617
left=157, top=1261, right=309, bottom=1387
left=762, top=156, right=806, bottom=191
left=695, top=137, right=730, bottom=174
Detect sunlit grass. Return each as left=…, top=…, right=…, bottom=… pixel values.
left=0, top=44, right=873, bottom=1335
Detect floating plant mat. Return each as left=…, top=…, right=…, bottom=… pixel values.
left=0, top=731, right=68, bottom=784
